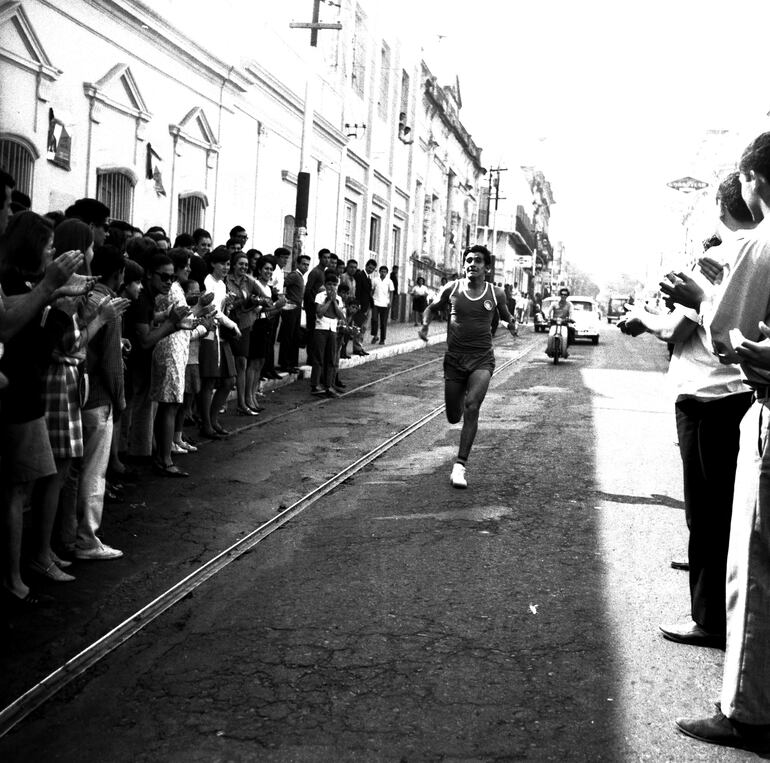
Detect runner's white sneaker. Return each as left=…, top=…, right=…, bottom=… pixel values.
left=450, top=463, right=467, bottom=489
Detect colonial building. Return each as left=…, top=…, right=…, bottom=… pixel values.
left=0, top=0, right=486, bottom=318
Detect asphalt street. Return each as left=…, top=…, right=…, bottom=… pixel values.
left=0, top=324, right=755, bottom=761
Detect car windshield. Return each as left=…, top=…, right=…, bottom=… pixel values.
left=571, top=301, right=593, bottom=311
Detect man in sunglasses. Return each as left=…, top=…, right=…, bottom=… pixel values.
left=418, top=244, right=517, bottom=488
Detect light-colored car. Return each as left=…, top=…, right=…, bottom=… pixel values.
left=541, top=296, right=601, bottom=345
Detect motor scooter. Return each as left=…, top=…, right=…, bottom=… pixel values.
left=545, top=318, right=574, bottom=364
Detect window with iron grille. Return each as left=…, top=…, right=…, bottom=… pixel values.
left=178, top=193, right=207, bottom=235
left=283, top=215, right=295, bottom=249
left=96, top=170, right=134, bottom=223
left=378, top=43, right=390, bottom=120
left=0, top=138, right=35, bottom=199
left=343, top=200, right=357, bottom=260
left=352, top=7, right=366, bottom=97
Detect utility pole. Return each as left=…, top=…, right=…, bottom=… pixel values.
left=288, top=1, right=342, bottom=264
left=487, top=167, right=507, bottom=282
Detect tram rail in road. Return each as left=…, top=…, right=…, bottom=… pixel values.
left=0, top=339, right=534, bottom=738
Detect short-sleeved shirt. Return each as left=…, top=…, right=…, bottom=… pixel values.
left=372, top=276, right=394, bottom=307
left=315, top=291, right=343, bottom=332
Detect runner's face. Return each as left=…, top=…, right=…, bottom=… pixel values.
left=463, top=253, right=487, bottom=279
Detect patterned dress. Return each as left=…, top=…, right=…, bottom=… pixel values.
left=149, top=282, right=191, bottom=403
left=43, top=309, right=86, bottom=459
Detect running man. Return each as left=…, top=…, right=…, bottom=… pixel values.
left=418, top=245, right=518, bottom=488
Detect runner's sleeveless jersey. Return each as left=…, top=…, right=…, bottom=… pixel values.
left=447, top=280, right=498, bottom=353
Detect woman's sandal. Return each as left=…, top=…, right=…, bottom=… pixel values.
left=152, top=461, right=189, bottom=478
left=28, top=559, right=75, bottom=583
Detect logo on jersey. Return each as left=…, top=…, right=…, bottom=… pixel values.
left=483, top=300, right=494, bottom=311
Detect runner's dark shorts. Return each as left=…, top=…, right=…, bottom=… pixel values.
left=443, top=349, right=495, bottom=383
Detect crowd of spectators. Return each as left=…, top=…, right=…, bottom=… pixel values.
left=0, top=165, right=415, bottom=611
left=614, top=132, right=770, bottom=752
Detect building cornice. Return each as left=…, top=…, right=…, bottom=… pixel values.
left=423, top=73, right=483, bottom=174
left=373, top=169, right=391, bottom=187
left=243, top=60, right=347, bottom=149
left=346, top=149, right=369, bottom=172
left=0, top=1, right=62, bottom=80
left=58, top=0, right=250, bottom=93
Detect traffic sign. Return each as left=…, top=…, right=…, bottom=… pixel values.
left=667, top=176, right=709, bottom=192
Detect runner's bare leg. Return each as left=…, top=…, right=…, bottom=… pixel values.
left=457, top=369, right=492, bottom=463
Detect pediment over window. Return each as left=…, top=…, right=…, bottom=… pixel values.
left=0, top=1, right=61, bottom=81
left=83, top=63, right=151, bottom=124
left=169, top=107, right=219, bottom=152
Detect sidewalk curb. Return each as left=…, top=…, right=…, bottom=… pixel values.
left=265, top=330, right=448, bottom=383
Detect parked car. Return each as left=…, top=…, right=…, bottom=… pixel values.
left=540, top=296, right=601, bottom=345
left=569, top=296, right=601, bottom=344
left=606, top=296, right=628, bottom=324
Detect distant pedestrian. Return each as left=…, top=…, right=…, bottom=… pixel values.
left=410, top=277, right=430, bottom=326
left=370, top=265, right=394, bottom=345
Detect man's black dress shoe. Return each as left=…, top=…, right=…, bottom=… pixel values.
left=659, top=618, right=725, bottom=648
left=676, top=709, right=770, bottom=752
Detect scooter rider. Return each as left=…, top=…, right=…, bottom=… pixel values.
left=547, top=288, right=574, bottom=358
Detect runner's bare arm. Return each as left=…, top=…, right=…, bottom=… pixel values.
left=418, top=283, right=453, bottom=340
left=494, top=286, right=518, bottom=336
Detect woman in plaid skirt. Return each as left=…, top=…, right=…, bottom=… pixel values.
left=30, top=221, right=129, bottom=583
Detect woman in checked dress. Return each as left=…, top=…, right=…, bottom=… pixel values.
left=32, top=221, right=128, bottom=581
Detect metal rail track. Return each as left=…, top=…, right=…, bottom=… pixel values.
left=0, top=342, right=533, bottom=738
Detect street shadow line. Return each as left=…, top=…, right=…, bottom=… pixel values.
left=593, top=491, right=684, bottom=510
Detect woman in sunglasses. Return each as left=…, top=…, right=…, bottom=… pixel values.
left=126, top=253, right=189, bottom=468
left=148, top=249, right=198, bottom=476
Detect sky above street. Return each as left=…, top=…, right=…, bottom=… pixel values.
left=164, top=0, right=770, bottom=286
left=396, top=0, right=770, bottom=285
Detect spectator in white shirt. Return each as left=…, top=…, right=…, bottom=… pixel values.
left=370, top=265, right=394, bottom=345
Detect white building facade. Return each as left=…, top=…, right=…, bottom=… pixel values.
left=0, top=0, right=486, bottom=317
